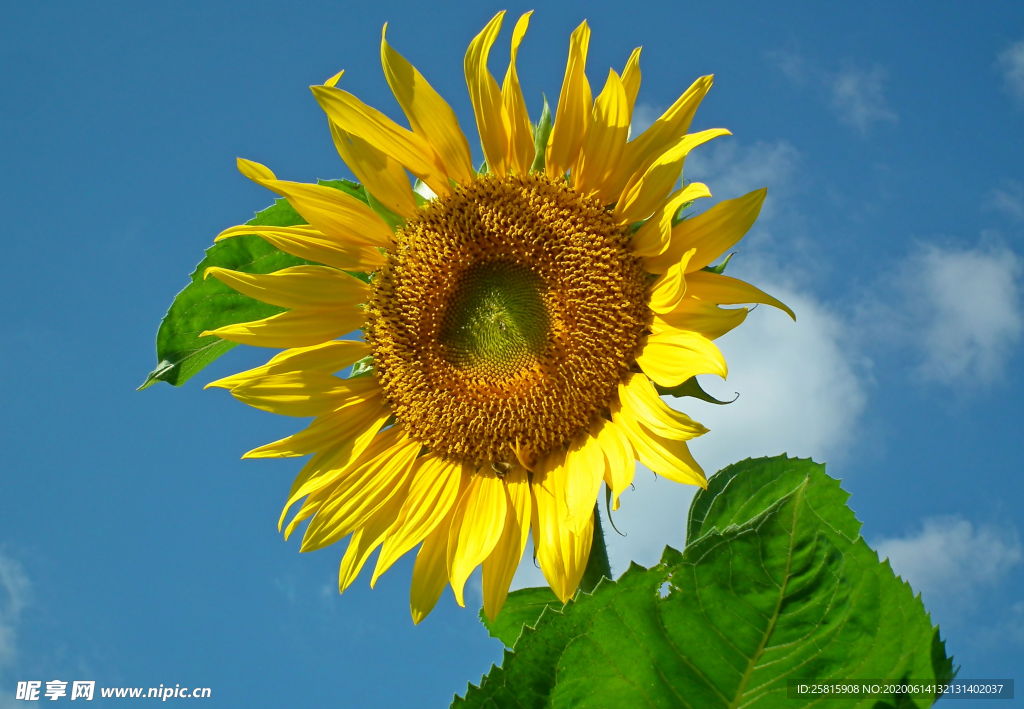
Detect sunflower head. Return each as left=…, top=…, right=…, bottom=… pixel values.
left=367, top=172, right=648, bottom=468
left=202, top=10, right=794, bottom=624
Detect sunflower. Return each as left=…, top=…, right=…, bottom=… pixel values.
left=202, top=11, right=794, bottom=624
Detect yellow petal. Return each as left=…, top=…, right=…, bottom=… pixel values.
left=465, top=11, right=511, bottom=176
left=531, top=450, right=593, bottom=603
left=651, top=299, right=748, bottom=340
left=621, top=48, right=642, bottom=119
left=593, top=417, right=634, bottom=511
left=301, top=429, right=420, bottom=552
left=226, top=371, right=379, bottom=418
left=686, top=271, right=795, bottom=320
left=380, top=25, right=475, bottom=185
left=201, top=307, right=365, bottom=349
left=648, top=248, right=695, bottom=314
left=647, top=187, right=767, bottom=274
left=324, top=70, right=344, bottom=88
left=277, top=411, right=392, bottom=532
left=410, top=502, right=458, bottom=624
left=612, top=400, right=707, bottom=488
left=216, top=223, right=324, bottom=241
left=574, top=69, right=630, bottom=202
left=372, top=455, right=465, bottom=586
left=244, top=396, right=387, bottom=459
left=563, top=429, right=606, bottom=535
left=631, top=182, right=711, bottom=258
left=501, top=11, right=535, bottom=174
left=310, top=85, right=451, bottom=198
left=236, top=158, right=394, bottom=247
left=545, top=21, right=591, bottom=180
left=481, top=466, right=531, bottom=622
left=338, top=491, right=406, bottom=593
left=616, top=75, right=714, bottom=190
left=206, top=339, right=371, bottom=390
left=618, top=372, right=708, bottom=441
left=204, top=265, right=369, bottom=310
left=329, top=122, right=417, bottom=220
left=615, top=128, right=731, bottom=224
left=447, top=470, right=507, bottom=607
left=215, top=224, right=385, bottom=272
left=635, top=329, right=728, bottom=388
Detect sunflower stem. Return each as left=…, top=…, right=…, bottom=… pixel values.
left=579, top=503, right=611, bottom=593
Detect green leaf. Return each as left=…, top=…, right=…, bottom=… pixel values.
left=457, top=456, right=953, bottom=709
left=481, top=586, right=562, bottom=648
left=686, top=455, right=861, bottom=545
left=140, top=198, right=312, bottom=389
left=316, top=178, right=369, bottom=204
left=141, top=180, right=377, bottom=389
left=365, top=191, right=406, bottom=231
left=484, top=508, right=611, bottom=650
left=530, top=94, right=552, bottom=174
left=655, top=375, right=736, bottom=405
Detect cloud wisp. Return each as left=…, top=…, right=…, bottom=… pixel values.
left=875, top=517, right=1022, bottom=613
left=861, top=241, right=1023, bottom=385
left=0, top=551, right=30, bottom=670
left=997, top=39, right=1024, bottom=105
left=769, top=49, right=898, bottom=136
left=828, top=63, right=899, bottom=136
left=987, top=180, right=1024, bottom=222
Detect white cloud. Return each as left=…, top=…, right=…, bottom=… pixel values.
left=875, top=517, right=1022, bottom=607
left=828, top=63, right=898, bottom=135
left=987, top=180, right=1024, bottom=221
left=0, top=551, right=29, bottom=669
left=997, top=39, right=1024, bottom=104
left=605, top=276, right=868, bottom=571
left=865, top=241, right=1023, bottom=385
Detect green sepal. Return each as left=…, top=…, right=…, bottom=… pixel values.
left=529, top=94, right=552, bottom=174
left=671, top=200, right=696, bottom=227
left=655, top=376, right=735, bottom=405
left=458, top=456, right=954, bottom=709
left=349, top=355, right=374, bottom=378
left=701, top=251, right=737, bottom=275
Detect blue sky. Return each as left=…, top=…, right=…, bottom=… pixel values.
left=1, top=1, right=1023, bottom=706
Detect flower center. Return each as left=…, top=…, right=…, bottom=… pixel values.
left=366, top=173, right=647, bottom=465
left=438, top=261, right=549, bottom=378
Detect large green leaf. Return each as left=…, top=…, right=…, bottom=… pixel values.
left=140, top=180, right=371, bottom=389
left=481, top=586, right=562, bottom=649
left=456, top=456, right=953, bottom=709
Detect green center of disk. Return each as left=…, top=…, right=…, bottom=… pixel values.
left=439, top=261, right=549, bottom=376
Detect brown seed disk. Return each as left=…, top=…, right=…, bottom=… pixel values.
left=365, top=172, right=648, bottom=465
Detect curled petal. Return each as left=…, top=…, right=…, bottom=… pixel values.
left=636, top=329, right=728, bottom=388
left=381, top=25, right=475, bottom=185
left=647, top=187, right=767, bottom=275
left=465, top=12, right=511, bottom=176
left=546, top=21, right=591, bottom=180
